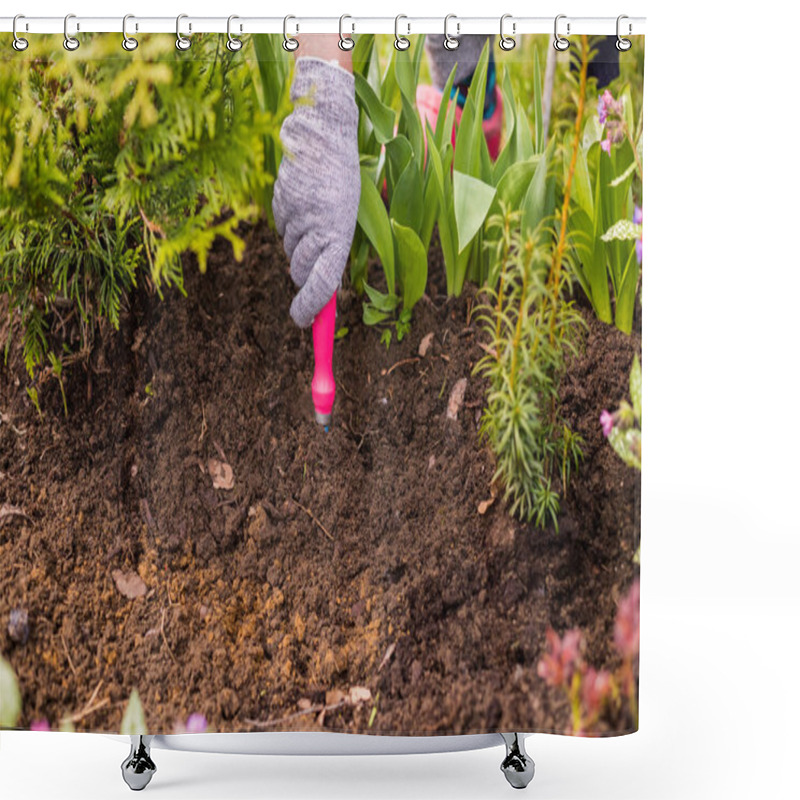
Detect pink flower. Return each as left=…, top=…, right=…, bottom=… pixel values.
left=633, top=205, right=643, bottom=264
left=614, top=579, right=640, bottom=659
left=600, top=138, right=612, bottom=155
left=597, top=90, right=621, bottom=125
left=581, top=668, right=612, bottom=715
left=600, top=410, right=614, bottom=437
left=30, top=719, right=51, bottom=732
left=173, top=713, right=208, bottom=734
left=537, top=628, right=583, bottom=688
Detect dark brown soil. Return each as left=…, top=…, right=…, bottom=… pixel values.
left=0, top=221, right=640, bottom=736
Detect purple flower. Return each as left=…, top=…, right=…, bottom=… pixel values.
left=30, top=719, right=51, bottom=732
left=600, top=410, right=614, bottom=437
left=633, top=205, right=643, bottom=264
left=597, top=90, right=620, bottom=126
left=597, top=97, right=608, bottom=125
left=600, top=138, right=612, bottom=155
left=185, top=713, right=208, bottom=733
left=173, top=712, right=208, bottom=734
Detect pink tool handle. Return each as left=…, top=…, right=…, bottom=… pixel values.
left=311, top=293, right=337, bottom=428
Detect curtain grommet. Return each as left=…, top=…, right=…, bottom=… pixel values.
left=616, top=15, right=632, bottom=51
left=63, top=13, right=80, bottom=51
left=443, top=14, right=459, bottom=51
left=394, top=15, right=410, bottom=51
left=283, top=15, right=299, bottom=52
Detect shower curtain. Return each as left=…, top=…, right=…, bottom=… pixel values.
left=0, top=29, right=643, bottom=739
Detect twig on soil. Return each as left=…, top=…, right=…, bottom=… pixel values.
left=62, top=696, right=110, bottom=725
left=140, top=498, right=157, bottom=533
left=382, top=357, right=420, bottom=377
left=212, top=440, right=228, bottom=464
left=0, top=504, right=32, bottom=526
left=60, top=632, right=78, bottom=678
left=62, top=681, right=109, bottom=725
left=245, top=700, right=347, bottom=728
left=160, top=607, right=178, bottom=665
left=290, top=499, right=334, bottom=541
left=0, top=410, right=26, bottom=436
left=198, top=400, right=208, bottom=443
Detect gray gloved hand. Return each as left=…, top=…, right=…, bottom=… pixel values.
left=272, top=57, right=360, bottom=328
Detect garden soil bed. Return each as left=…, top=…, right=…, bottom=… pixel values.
left=1, top=220, right=640, bottom=736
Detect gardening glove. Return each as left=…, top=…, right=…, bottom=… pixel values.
left=273, top=58, right=360, bottom=328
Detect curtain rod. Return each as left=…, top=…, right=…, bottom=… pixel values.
left=0, top=16, right=646, bottom=37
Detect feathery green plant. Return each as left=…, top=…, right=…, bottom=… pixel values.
left=475, top=208, right=584, bottom=530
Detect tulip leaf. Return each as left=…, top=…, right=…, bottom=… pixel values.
left=392, top=220, right=428, bottom=312
left=390, top=159, right=423, bottom=234
left=364, top=283, right=399, bottom=312
left=357, top=167, right=395, bottom=290
left=354, top=73, right=395, bottom=145
left=453, top=171, right=496, bottom=254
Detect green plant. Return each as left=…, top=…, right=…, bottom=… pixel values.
left=438, top=44, right=553, bottom=296
left=0, top=654, right=22, bottom=728
left=600, top=354, right=641, bottom=470
left=1, top=34, right=275, bottom=399
left=351, top=34, right=436, bottom=341
left=120, top=688, right=148, bottom=734
left=475, top=209, right=583, bottom=529
left=249, top=34, right=294, bottom=225
left=567, top=40, right=643, bottom=334
left=351, top=38, right=553, bottom=342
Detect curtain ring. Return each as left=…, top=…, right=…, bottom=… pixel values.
left=338, top=14, right=355, bottom=51
left=122, top=14, right=138, bottom=51
left=553, top=14, right=570, bottom=51
left=226, top=15, right=243, bottom=52
left=283, top=15, right=299, bottom=52
left=63, top=13, right=80, bottom=51
left=12, top=15, right=29, bottom=51
left=394, top=15, right=410, bottom=51
left=443, top=14, right=459, bottom=51
left=616, top=15, right=632, bottom=51
left=176, top=14, right=191, bottom=51
left=499, top=14, right=516, bottom=51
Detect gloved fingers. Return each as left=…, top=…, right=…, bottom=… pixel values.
left=282, top=217, right=305, bottom=263
left=272, top=175, right=287, bottom=237
left=288, top=232, right=322, bottom=289
left=289, top=245, right=348, bottom=328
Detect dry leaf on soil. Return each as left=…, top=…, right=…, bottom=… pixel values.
left=348, top=686, right=372, bottom=705
left=208, top=458, right=234, bottom=490
left=446, top=378, right=468, bottom=421
left=112, top=569, right=148, bottom=600
left=418, top=332, right=434, bottom=358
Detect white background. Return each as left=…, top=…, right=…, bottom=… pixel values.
left=3, top=0, right=799, bottom=798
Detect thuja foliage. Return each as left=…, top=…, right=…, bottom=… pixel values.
left=0, top=34, right=278, bottom=382
left=475, top=210, right=584, bottom=530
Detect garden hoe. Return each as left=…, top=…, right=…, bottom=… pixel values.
left=311, top=293, right=337, bottom=431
